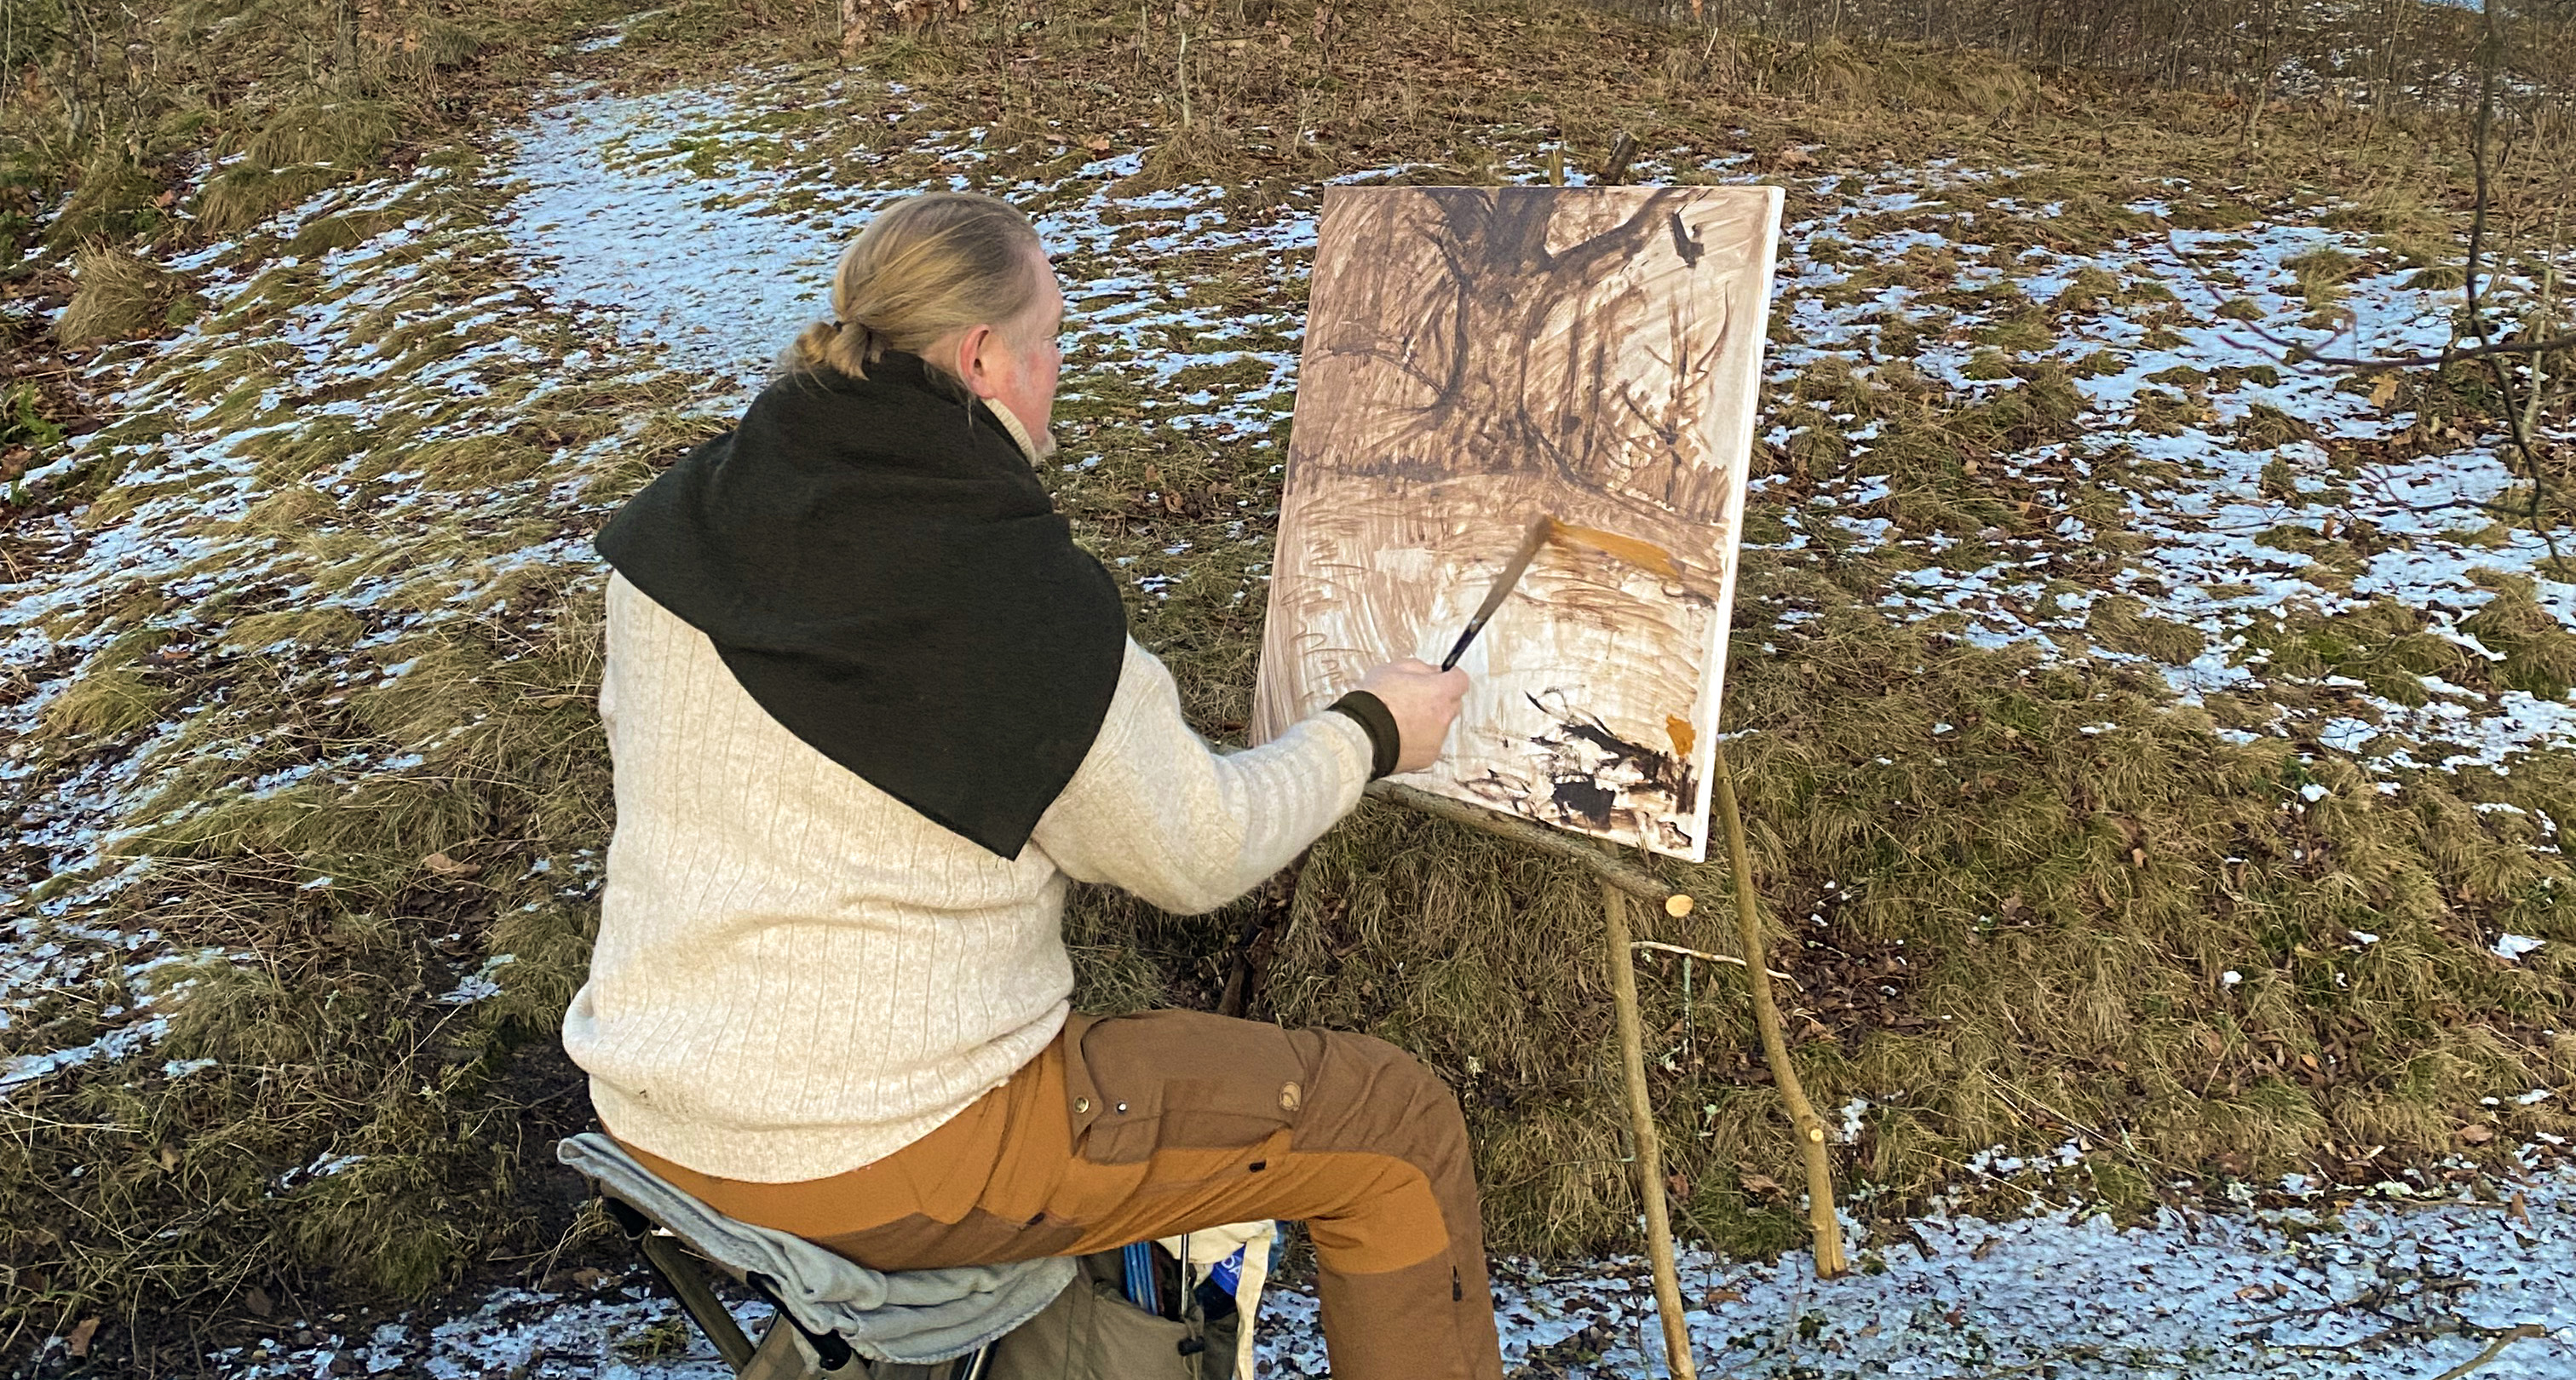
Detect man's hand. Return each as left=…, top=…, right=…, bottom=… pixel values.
left=1357, top=658, right=1469, bottom=773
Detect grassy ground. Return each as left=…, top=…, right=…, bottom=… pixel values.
left=2, top=0, right=2573, bottom=1371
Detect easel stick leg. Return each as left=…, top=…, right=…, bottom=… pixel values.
left=1601, top=844, right=1699, bottom=1380
left=1712, top=744, right=1848, bottom=1279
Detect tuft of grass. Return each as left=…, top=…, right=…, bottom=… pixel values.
left=2084, top=595, right=2209, bottom=664
left=242, top=101, right=403, bottom=171
left=2237, top=401, right=2320, bottom=449
left=193, top=163, right=347, bottom=238
left=43, top=149, right=166, bottom=250
left=58, top=245, right=180, bottom=348
left=38, top=666, right=173, bottom=740
left=2284, top=246, right=2360, bottom=307
left=2460, top=572, right=2576, bottom=701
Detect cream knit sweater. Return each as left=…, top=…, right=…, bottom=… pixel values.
left=564, top=570, right=1374, bottom=1183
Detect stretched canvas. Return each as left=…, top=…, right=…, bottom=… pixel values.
left=1251, top=185, right=1782, bottom=860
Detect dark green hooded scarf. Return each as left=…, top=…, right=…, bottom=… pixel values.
left=595, top=352, right=1127, bottom=859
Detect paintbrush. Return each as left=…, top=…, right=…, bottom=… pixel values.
left=1440, top=516, right=1556, bottom=671
left=1437, top=516, right=1691, bottom=671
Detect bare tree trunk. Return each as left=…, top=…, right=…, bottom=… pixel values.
left=334, top=0, right=359, bottom=86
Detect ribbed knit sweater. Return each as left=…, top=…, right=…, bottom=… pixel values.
left=564, top=571, right=1375, bottom=1183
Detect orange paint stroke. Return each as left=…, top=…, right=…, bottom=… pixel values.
left=1548, top=520, right=1682, bottom=579
left=1665, top=715, right=1697, bottom=758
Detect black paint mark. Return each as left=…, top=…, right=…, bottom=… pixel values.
left=1552, top=776, right=1619, bottom=827
left=1667, top=210, right=1704, bottom=267
left=1519, top=693, right=1699, bottom=836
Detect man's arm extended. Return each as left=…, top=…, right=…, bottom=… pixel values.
left=1031, top=640, right=1379, bottom=914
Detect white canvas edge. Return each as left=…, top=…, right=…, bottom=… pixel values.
left=1662, top=183, right=1786, bottom=865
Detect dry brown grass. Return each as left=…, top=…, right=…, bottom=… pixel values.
left=5, top=0, right=2573, bottom=1366
left=56, top=244, right=180, bottom=348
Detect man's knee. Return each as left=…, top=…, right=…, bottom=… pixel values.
left=1308, top=1030, right=1470, bottom=1164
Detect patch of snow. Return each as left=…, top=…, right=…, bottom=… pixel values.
left=2492, top=934, right=2545, bottom=962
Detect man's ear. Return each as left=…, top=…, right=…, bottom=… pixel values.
left=954, top=323, right=1001, bottom=399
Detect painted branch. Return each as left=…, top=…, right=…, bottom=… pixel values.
left=1711, top=744, right=1848, bottom=1279
left=1600, top=845, right=1698, bottom=1380
left=1367, top=778, right=1693, bottom=917
left=1630, top=939, right=1794, bottom=984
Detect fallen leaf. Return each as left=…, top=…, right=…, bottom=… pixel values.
left=245, top=1285, right=273, bottom=1318
left=1740, top=1173, right=1783, bottom=1196
left=2130, top=847, right=2147, bottom=867
left=1665, top=1171, right=1690, bottom=1199
left=66, top=1319, right=100, bottom=1358
left=2369, top=375, right=2399, bottom=408
left=158, top=1144, right=180, bottom=1171
left=421, top=852, right=479, bottom=877
left=1704, top=1288, right=1743, bottom=1306
left=1084, top=135, right=1113, bottom=153
left=2510, top=1191, right=2532, bottom=1225
left=2459, top=1123, right=2496, bottom=1145
left=1969, top=1235, right=2000, bottom=1261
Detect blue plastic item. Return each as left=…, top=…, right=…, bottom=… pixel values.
left=1207, top=1242, right=1245, bottom=1296
left=1122, top=1239, right=1160, bottom=1314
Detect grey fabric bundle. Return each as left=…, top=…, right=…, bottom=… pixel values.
left=558, top=1133, right=1076, bottom=1364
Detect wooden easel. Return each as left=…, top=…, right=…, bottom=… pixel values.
left=1370, top=745, right=1845, bottom=1380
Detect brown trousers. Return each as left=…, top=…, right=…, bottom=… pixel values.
left=615, top=1010, right=1504, bottom=1380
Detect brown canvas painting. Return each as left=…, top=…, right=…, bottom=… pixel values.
left=1251, top=184, right=1783, bottom=860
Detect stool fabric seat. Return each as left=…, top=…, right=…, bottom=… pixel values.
left=559, top=1133, right=1075, bottom=1364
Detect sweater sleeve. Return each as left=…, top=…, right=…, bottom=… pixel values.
left=1032, top=639, right=1374, bottom=915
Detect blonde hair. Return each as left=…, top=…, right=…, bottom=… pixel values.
left=785, top=192, right=1046, bottom=382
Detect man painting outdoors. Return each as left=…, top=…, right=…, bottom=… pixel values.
left=561, top=191, right=1500, bottom=1378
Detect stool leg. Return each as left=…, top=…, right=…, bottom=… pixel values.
left=604, top=1198, right=759, bottom=1371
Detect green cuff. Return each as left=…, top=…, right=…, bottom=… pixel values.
left=1326, top=692, right=1401, bottom=779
